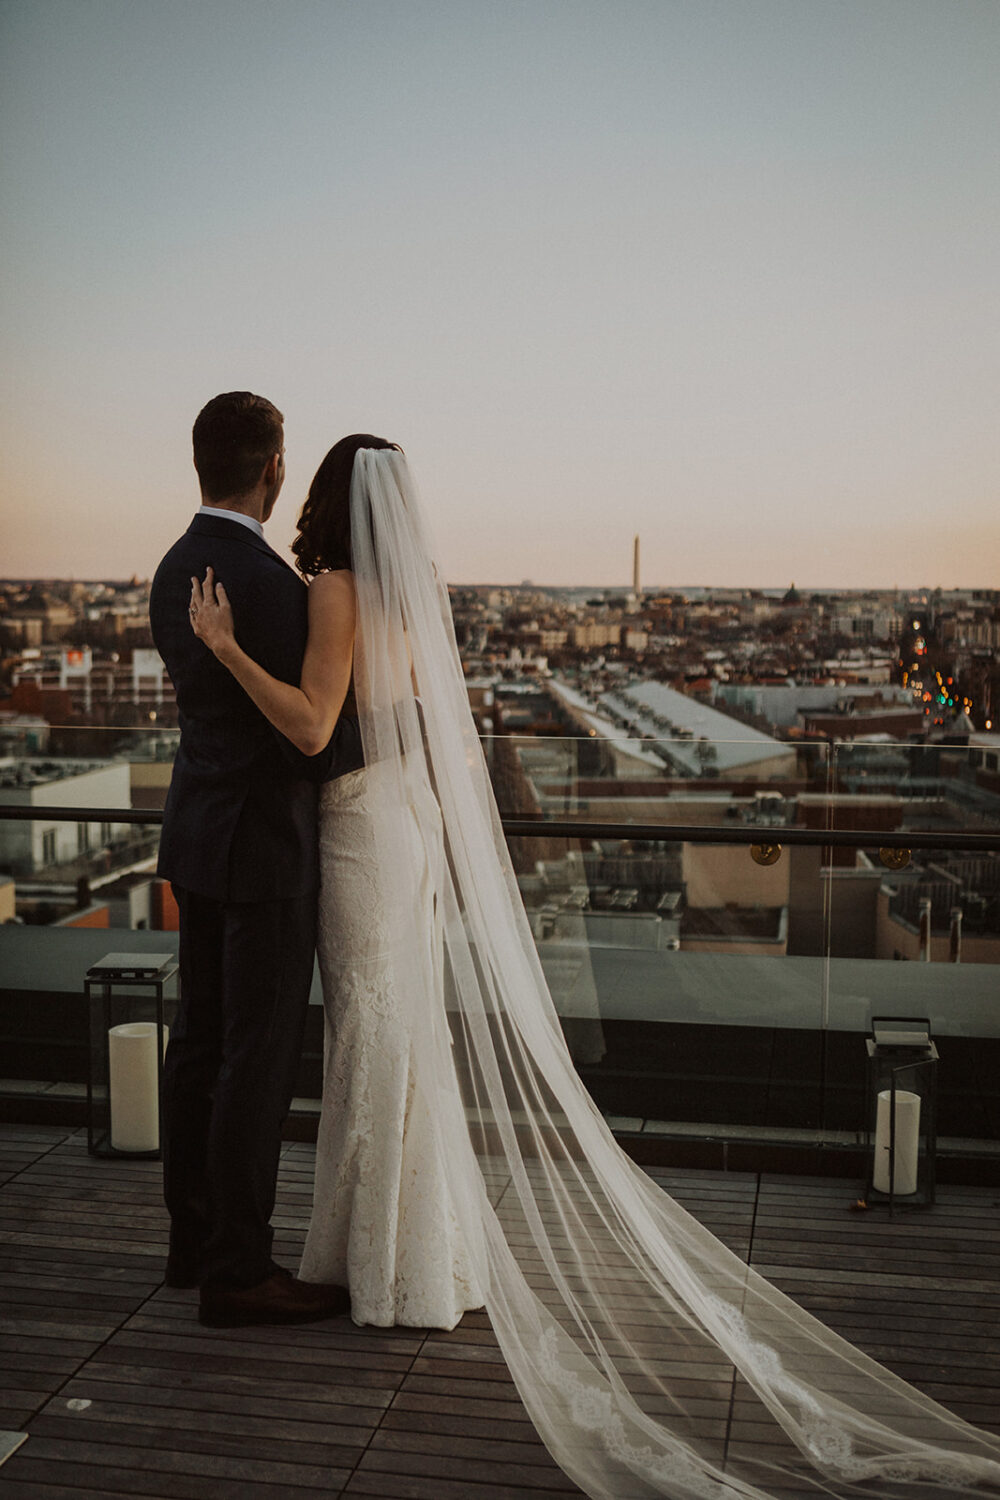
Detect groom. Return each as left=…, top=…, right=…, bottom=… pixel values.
left=150, top=391, right=359, bottom=1327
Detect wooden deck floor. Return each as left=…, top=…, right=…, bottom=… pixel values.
left=1, top=1123, right=999, bottom=1498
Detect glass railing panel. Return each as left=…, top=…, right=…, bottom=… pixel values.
left=0, top=727, right=828, bottom=916
left=0, top=721, right=179, bottom=760
left=503, top=826, right=828, bottom=1141
left=0, top=722, right=179, bottom=802
left=0, top=821, right=181, bottom=1107
left=830, top=738, right=1000, bottom=836
left=0, top=726, right=180, bottom=915
left=490, top=733, right=838, bottom=1138
left=485, top=732, right=829, bottom=833
left=4, top=725, right=997, bottom=1154
left=825, top=748, right=999, bottom=1156
left=0, top=724, right=177, bottom=1115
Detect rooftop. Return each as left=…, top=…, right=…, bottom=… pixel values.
left=682, top=905, right=786, bottom=941
left=0, top=758, right=117, bottom=793
left=547, top=678, right=797, bottom=777
left=2, top=1125, right=998, bottom=1496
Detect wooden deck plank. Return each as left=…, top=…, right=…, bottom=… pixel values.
left=0, top=1353, right=81, bottom=1379
left=345, top=1468, right=582, bottom=1499
left=26, top=1413, right=364, bottom=1471
left=0, top=1334, right=97, bottom=1360
left=0, top=1434, right=353, bottom=1488
left=86, top=1347, right=400, bottom=1404
left=356, top=1443, right=581, bottom=1491
left=0, top=1404, right=36, bottom=1429
left=122, top=1306, right=424, bottom=1357
left=104, top=1324, right=414, bottom=1375
left=54, top=1377, right=381, bottom=1435
left=32, top=1395, right=369, bottom=1451
left=0, top=1485, right=151, bottom=1499
left=0, top=1322, right=121, bottom=1350
left=0, top=1454, right=342, bottom=1499
left=76, top=1358, right=396, bottom=1412
left=376, top=1413, right=565, bottom=1465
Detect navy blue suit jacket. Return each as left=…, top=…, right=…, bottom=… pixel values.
left=150, top=513, right=361, bottom=903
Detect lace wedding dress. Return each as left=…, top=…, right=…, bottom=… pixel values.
left=297, top=446, right=1000, bottom=1500
left=300, top=760, right=485, bottom=1329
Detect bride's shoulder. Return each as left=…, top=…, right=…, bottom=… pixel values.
left=308, top=567, right=355, bottom=594
left=307, top=568, right=356, bottom=617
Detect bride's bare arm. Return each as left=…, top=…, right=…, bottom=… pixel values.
left=190, top=566, right=356, bottom=757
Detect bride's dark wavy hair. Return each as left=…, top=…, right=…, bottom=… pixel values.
left=293, top=433, right=402, bottom=576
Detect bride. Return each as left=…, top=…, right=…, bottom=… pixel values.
left=189, top=437, right=1000, bottom=1500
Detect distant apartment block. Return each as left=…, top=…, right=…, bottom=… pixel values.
left=715, top=682, right=913, bottom=732
left=571, top=623, right=621, bottom=649
left=827, top=603, right=903, bottom=640
left=0, top=758, right=133, bottom=874
left=10, top=646, right=173, bottom=722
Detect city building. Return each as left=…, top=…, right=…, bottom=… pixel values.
left=10, top=646, right=172, bottom=723
left=0, top=758, right=133, bottom=876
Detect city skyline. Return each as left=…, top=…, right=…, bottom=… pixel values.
left=4, top=568, right=996, bottom=735
left=2, top=1, right=998, bottom=587
left=1, top=569, right=994, bottom=598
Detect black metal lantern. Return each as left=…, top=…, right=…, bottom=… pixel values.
left=864, top=1016, right=938, bottom=1212
left=85, top=952, right=177, bottom=1159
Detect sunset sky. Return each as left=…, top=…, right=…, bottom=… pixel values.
left=1, top=0, right=997, bottom=588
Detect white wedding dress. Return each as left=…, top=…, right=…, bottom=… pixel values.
left=295, top=447, right=1000, bottom=1500
left=300, top=759, right=484, bottom=1328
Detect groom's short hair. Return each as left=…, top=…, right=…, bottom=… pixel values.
left=193, top=392, right=284, bottom=502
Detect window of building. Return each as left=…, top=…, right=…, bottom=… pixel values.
left=77, top=824, right=90, bottom=854
left=41, top=830, right=57, bottom=865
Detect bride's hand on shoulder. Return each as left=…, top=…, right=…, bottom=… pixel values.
left=189, top=567, right=237, bottom=661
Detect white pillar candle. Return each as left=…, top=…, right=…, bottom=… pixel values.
left=873, top=1088, right=921, bottom=1196
left=108, top=1022, right=167, bottom=1153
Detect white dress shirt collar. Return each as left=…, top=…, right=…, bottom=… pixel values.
left=198, top=505, right=264, bottom=540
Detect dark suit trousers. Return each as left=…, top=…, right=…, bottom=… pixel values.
left=164, top=884, right=316, bottom=1287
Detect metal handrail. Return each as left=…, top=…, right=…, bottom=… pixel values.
left=501, top=819, right=1000, bottom=852
left=1, top=803, right=999, bottom=852
left=0, top=806, right=159, bottom=826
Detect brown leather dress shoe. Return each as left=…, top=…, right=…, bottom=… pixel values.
left=166, top=1257, right=292, bottom=1292
left=198, top=1271, right=351, bottom=1328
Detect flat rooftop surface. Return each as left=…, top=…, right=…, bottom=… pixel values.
left=1, top=1125, right=999, bottom=1497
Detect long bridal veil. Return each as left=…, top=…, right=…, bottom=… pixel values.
left=347, top=447, right=1000, bottom=1500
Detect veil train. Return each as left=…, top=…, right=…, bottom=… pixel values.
left=347, top=446, right=1000, bottom=1500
